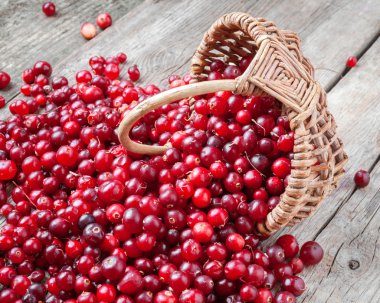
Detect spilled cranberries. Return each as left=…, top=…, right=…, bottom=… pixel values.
left=0, top=53, right=326, bottom=302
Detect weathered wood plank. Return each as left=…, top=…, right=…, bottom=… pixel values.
left=301, top=161, right=380, bottom=303
left=1, top=0, right=378, bottom=110
left=50, top=0, right=379, bottom=91
left=0, top=0, right=379, bottom=301
left=0, top=0, right=142, bottom=100
left=275, top=40, right=380, bottom=302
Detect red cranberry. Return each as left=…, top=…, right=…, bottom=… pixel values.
left=255, top=288, right=273, bottom=303
left=274, top=291, right=296, bottom=303
left=179, top=289, right=205, bottom=303
left=281, top=275, right=306, bottom=296
left=42, top=1, right=56, bottom=16
left=299, top=241, right=324, bottom=265
left=0, top=71, right=11, bottom=89
left=275, top=234, right=299, bottom=259
left=354, top=169, right=370, bottom=188
left=117, top=269, right=143, bottom=295
left=346, top=56, right=357, bottom=68
left=97, top=13, right=112, bottom=30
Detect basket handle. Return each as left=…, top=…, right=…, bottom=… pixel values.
left=118, top=79, right=236, bottom=155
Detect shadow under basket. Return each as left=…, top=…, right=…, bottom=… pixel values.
left=118, top=12, right=348, bottom=235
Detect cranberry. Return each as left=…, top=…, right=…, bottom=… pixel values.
left=271, top=157, right=291, bottom=178
left=224, top=259, right=247, bottom=280
left=56, top=270, right=75, bottom=291
left=281, top=276, right=306, bottom=296
left=299, top=241, right=324, bottom=265
left=179, top=289, right=205, bottom=303
left=105, top=64, right=120, bottom=80
left=255, top=288, right=273, bottom=303
left=154, top=290, right=177, bottom=303
left=128, top=65, right=140, bottom=82
left=117, top=52, right=127, bottom=63
left=192, top=222, right=213, bottom=243
left=101, top=256, right=126, bottom=281
left=0, top=71, right=11, bottom=89
left=354, top=169, right=370, bottom=188
left=240, top=284, right=258, bottom=302
left=223, top=65, right=242, bottom=79
left=181, top=239, right=202, bottom=261
left=274, top=291, right=296, bottom=303
left=225, top=233, right=245, bottom=252
left=83, top=223, right=105, bottom=246
left=248, top=200, right=268, bottom=222
left=346, top=56, right=357, bottom=68
left=117, top=269, right=143, bottom=295
left=97, top=13, right=112, bottom=29
left=289, top=257, right=304, bottom=274
left=266, top=245, right=285, bottom=266
left=81, top=22, right=97, bottom=40
left=0, top=160, right=17, bottom=180
left=42, top=1, right=56, bottom=16
left=275, top=234, right=299, bottom=258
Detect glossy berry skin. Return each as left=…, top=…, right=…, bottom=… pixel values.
left=276, top=234, right=299, bottom=259
left=168, top=271, right=190, bottom=294
left=42, top=1, right=56, bottom=16
left=56, top=270, right=75, bottom=291
left=281, top=275, right=306, bottom=296
left=97, top=284, right=116, bottom=302
left=255, top=288, right=273, bottom=303
left=0, top=95, right=5, bottom=108
left=117, top=269, right=143, bottom=295
left=289, top=257, right=304, bottom=274
left=354, top=169, right=370, bottom=188
left=271, top=157, right=291, bottom=179
left=97, top=13, right=112, bottom=29
left=0, top=160, right=17, bottom=180
left=154, top=290, right=177, bottom=303
left=225, top=233, right=245, bottom=252
left=346, top=56, right=357, bottom=68
left=101, top=256, right=126, bottom=281
left=240, top=284, right=258, bottom=302
left=181, top=239, right=202, bottom=261
left=192, top=222, right=214, bottom=243
left=82, top=223, right=105, bottom=246
left=299, top=241, right=324, bottom=265
left=275, top=291, right=296, bottom=303
left=128, top=65, right=140, bottom=82
left=248, top=200, right=268, bottom=222
left=224, top=260, right=247, bottom=280
left=179, top=289, right=205, bottom=303
left=0, top=71, right=11, bottom=89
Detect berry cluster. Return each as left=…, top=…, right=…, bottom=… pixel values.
left=0, top=52, right=324, bottom=303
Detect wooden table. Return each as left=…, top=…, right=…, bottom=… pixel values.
left=1, top=1, right=379, bottom=302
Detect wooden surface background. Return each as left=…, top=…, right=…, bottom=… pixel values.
left=0, top=0, right=379, bottom=302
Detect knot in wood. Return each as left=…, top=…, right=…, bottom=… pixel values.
left=348, top=259, right=360, bottom=270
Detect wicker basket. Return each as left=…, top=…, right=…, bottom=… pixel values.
left=118, top=12, right=348, bottom=235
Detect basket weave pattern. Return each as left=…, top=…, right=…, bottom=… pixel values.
left=190, top=12, right=348, bottom=233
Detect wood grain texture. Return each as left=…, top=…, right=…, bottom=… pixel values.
left=0, top=0, right=379, bottom=301
left=39, top=0, right=380, bottom=89
left=271, top=39, right=380, bottom=302
left=0, top=0, right=142, bottom=100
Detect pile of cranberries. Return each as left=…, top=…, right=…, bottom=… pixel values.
left=0, top=51, right=326, bottom=303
